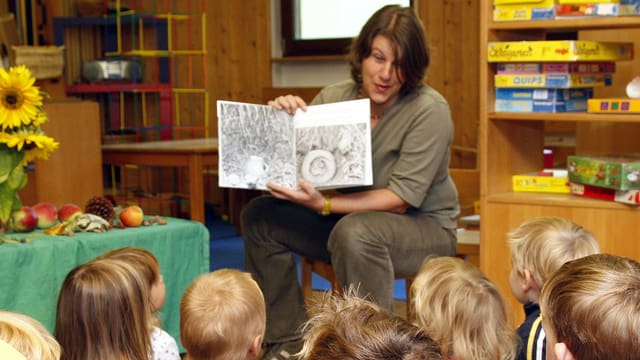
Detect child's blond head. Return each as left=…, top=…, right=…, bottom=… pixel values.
left=300, top=289, right=442, bottom=360
left=540, top=254, right=640, bottom=359
left=412, top=256, right=518, bottom=360
left=508, top=216, right=599, bottom=288
left=0, top=311, right=60, bottom=360
left=180, top=269, right=265, bottom=360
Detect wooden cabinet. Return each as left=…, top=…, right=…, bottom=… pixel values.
left=19, top=99, right=103, bottom=207
left=479, top=4, right=640, bottom=325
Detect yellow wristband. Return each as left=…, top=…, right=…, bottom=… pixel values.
left=320, top=196, right=331, bottom=216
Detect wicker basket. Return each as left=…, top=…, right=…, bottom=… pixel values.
left=12, top=46, right=65, bottom=79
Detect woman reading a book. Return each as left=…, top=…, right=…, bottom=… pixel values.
left=242, top=5, right=459, bottom=359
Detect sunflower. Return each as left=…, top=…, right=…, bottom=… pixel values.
left=0, top=126, right=59, bottom=164
left=0, top=65, right=43, bottom=130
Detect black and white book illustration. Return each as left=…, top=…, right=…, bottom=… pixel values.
left=217, top=98, right=372, bottom=190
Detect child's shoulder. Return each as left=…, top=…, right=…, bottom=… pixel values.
left=150, top=327, right=180, bottom=360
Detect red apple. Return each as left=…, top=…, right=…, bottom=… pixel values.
left=120, top=205, right=144, bottom=227
left=10, top=206, right=38, bottom=232
left=33, top=202, right=58, bottom=228
left=58, top=203, right=83, bottom=222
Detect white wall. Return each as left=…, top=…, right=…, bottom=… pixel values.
left=270, top=0, right=350, bottom=87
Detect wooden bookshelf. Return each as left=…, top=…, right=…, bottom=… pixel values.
left=479, top=4, right=640, bottom=326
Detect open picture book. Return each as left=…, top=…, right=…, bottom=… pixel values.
left=216, top=98, right=373, bottom=190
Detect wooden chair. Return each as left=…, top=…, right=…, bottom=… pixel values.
left=450, top=168, right=481, bottom=267
left=455, top=229, right=480, bottom=267
left=300, top=256, right=416, bottom=321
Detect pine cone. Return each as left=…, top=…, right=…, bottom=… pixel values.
left=84, top=196, right=115, bottom=223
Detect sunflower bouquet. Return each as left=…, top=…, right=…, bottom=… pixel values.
left=0, top=65, right=59, bottom=233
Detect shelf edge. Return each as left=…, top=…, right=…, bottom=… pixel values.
left=486, top=192, right=639, bottom=210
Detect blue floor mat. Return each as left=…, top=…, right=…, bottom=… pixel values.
left=207, top=215, right=407, bottom=300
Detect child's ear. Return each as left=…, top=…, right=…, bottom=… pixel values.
left=554, top=342, right=576, bottom=360
left=249, top=334, right=263, bottom=359
left=523, top=269, right=540, bottom=291
left=523, top=269, right=542, bottom=302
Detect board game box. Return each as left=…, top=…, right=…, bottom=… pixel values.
left=496, top=62, right=616, bottom=74
left=488, top=40, right=634, bottom=62
left=495, top=98, right=588, bottom=112
left=587, top=98, right=640, bottom=113
left=568, top=154, right=640, bottom=190
left=569, top=182, right=640, bottom=205
left=493, top=0, right=556, bottom=21
left=494, top=73, right=612, bottom=88
left=496, top=88, right=593, bottom=100
left=513, top=170, right=570, bottom=193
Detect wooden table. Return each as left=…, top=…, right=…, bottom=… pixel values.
left=102, top=138, right=218, bottom=223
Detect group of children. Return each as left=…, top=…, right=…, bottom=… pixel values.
left=1, top=216, right=638, bottom=359
left=0, top=245, right=266, bottom=360
left=299, top=216, right=638, bottom=360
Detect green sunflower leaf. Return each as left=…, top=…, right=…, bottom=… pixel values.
left=0, top=181, right=20, bottom=223
left=6, top=163, right=25, bottom=191
left=0, top=145, right=24, bottom=183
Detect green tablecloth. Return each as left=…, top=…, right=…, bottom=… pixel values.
left=0, top=217, right=210, bottom=352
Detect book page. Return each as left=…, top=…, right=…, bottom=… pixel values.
left=217, top=101, right=296, bottom=190
left=217, top=98, right=372, bottom=190
left=294, top=98, right=372, bottom=189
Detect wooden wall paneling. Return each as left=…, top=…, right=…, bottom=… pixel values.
left=207, top=0, right=272, bottom=134
left=417, top=0, right=479, bottom=169
left=419, top=1, right=445, bottom=89
left=205, top=1, right=272, bottom=212
left=261, top=86, right=322, bottom=104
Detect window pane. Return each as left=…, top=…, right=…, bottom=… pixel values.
left=296, top=0, right=411, bottom=40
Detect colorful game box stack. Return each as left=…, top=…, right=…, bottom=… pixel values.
left=488, top=40, right=634, bottom=113
left=567, top=154, right=640, bottom=205
left=493, top=0, right=640, bottom=21
left=555, top=0, right=621, bottom=18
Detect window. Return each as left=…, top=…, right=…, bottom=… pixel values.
left=281, top=0, right=412, bottom=57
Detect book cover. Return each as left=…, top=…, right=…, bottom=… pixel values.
left=216, top=98, right=373, bottom=190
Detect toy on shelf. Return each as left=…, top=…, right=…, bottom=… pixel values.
left=568, top=154, right=640, bottom=190
left=512, top=169, right=571, bottom=194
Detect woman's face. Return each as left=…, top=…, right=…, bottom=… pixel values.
left=360, top=35, right=405, bottom=109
